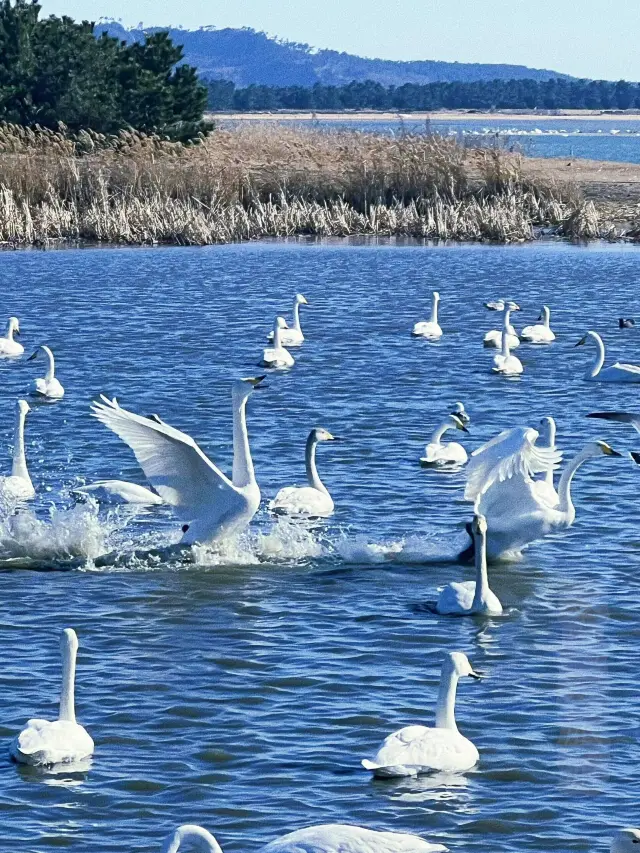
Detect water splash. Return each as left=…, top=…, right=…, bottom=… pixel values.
left=335, top=530, right=467, bottom=565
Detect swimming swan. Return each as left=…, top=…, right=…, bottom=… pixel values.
left=412, top=291, right=442, bottom=339
left=520, top=306, right=555, bottom=343
left=361, top=651, right=482, bottom=777
left=73, top=480, right=164, bottom=505
left=91, top=377, right=266, bottom=545
left=483, top=306, right=520, bottom=349
left=420, top=414, right=469, bottom=467
left=269, top=428, right=340, bottom=517
left=611, top=829, right=640, bottom=852
left=267, top=294, right=308, bottom=346
left=492, top=331, right=523, bottom=376
left=10, top=628, right=94, bottom=766
left=161, top=824, right=448, bottom=853
left=28, top=345, right=65, bottom=399
left=435, top=515, right=502, bottom=615
left=0, top=400, right=35, bottom=503
left=575, top=331, right=640, bottom=382
left=484, top=299, right=520, bottom=311
left=261, top=317, right=295, bottom=368
left=0, top=316, right=23, bottom=356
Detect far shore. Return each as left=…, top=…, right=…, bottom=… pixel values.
left=209, top=110, right=640, bottom=123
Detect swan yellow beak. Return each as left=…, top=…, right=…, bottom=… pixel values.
left=600, top=442, right=622, bottom=457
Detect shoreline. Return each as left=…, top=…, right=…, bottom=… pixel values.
left=210, top=110, right=640, bottom=123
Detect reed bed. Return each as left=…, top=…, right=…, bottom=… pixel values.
left=0, top=122, right=615, bottom=246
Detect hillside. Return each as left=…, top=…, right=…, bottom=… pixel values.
left=99, top=22, right=569, bottom=87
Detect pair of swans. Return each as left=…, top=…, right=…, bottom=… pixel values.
left=261, top=317, right=295, bottom=369
left=11, top=628, right=94, bottom=766
left=29, top=345, right=65, bottom=399
left=163, top=824, right=447, bottom=853
left=361, top=651, right=481, bottom=777
left=520, top=305, right=555, bottom=343
left=461, top=419, right=620, bottom=561
left=484, top=299, right=520, bottom=311
left=412, top=291, right=442, bottom=340
left=0, top=316, right=23, bottom=356
left=484, top=305, right=520, bottom=348
left=0, top=400, right=35, bottom=503
left=576, top=331, right=640, bottom=382
left=420, top=406, right=469, bottom=467
left=266, top=293, right=308, bottom=346
left=492, top=331, right=523, bottom=376
left=269, top=427, right=340, bottom=517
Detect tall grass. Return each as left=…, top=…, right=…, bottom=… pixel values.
left=0, top=122, right=602, bottom=246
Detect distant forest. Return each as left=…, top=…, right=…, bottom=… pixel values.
left=207, top=78, right=640, bottom=112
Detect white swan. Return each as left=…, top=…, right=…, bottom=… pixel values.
left=532, top=416, right=559, bottom=507
left=10, top=628, right=94, bottom=766
left=492, top=331, right=523, bottom=376
left=0, top=316, right=23, bottom=356
left=575, top=331, right=640, bottom=382
left=412, top=291, right=442, bottom=340
left=361, top=651, right=482, bottom=777
left=162, top=824, right=448, bottom=853
left=420, top=414, right=469, bottom=467
left=484, top=299, right=520, bottom=311
left=435, top=515, right=502, bottom=615
left=261, top=317, right=295, bottom=369
left=73, top=480, right=164, bottom=505
left=0, top=400, right=35, bottom=503
left=520, top=305, right=555, bottom=343
left=612, top=829, right=640, bottom=852
left=484, top=306, right=520, bottom=348
left=91, top=377, right=265, bottom=545
left=267, top=293, right=308, bottom=346
left=28, top=345, right=65, bottom=399
left=269, top=428, right=340, bottom=517
left=463, top=427, right=620, bottom=561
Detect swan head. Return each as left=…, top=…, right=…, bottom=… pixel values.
left=295, top=293, right=308, bottom=305
left=575, top=331, right=602, bottom=347
left=444, top=651, right=483, bottom=680
left=537, top=305, right=550, bottom=321
left=451, top=402, right=470, bottom=425
left=233, top=376, right=266, bottom=400
left=538, top=416, right=556, bottom=445
left=432, top=291, right=440, bottom=301
left=61, top=627, right=78, bottom=656
left=506, top=301, right=521, bottom=311
left=611, top=829, right=640, bottom=852
left=16, top=399, right=30, bottom=417
left=276, top=316, right=288, bottom=329
left=311, top=427, right=340, bottom=443
left=162, top=824, right=223, bottom=853
left=471, top=513, right=487, bottom=538
left=7, top=316, right=20, bottom=335
left=448, top=414, right=469, bottom=434
left=593, top=440, right=622, bottom=458
left=27, top=344, right=53, bottom=362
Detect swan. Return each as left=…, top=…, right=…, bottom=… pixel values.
left=361, top=651, right=481, bottom=777
left=575, top=331, right=640, bottom=382
left=73, top=480, right=164, bottom=505
left=269, top=428, right=340, bottom=517
left=612, top=829, right=640, bottom=852
left=492, top=331, right=523, bottom=376
left=261, top=317, right=295, bottom=368
left=91, top=377, right=265, bottom=545
left=484, top=299, right=520, bottom=311
left=0, top=400, right=35, bottom=503
left=461, top=426, right=620, bottom=561
left=520, top=305, right=555, bottom=343
left=412, top=291, right=442, bottom=340
left=28, top=345, right=65, bottom=399
left=267, top=293, right=308, bottom=346
left=161, top=824, right=448, bottom=853
left=434, top=515, right=502, bottom=615
left=0, top=316, right=23, bottom=356
left=420, top=414, right=469, bottom=467
left=483, top=306, right=520, bottom=348
left=10, top=628, right=94, bottom=766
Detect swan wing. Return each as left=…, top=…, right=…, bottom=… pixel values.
left=365, top=725, right=478, bottom=774
left=587, top=412, right=640, bottom=435
left=465, top=427, right=562, bottom=502
left=262, top=825, right=448, bottom=853
left=91, top=396, right=239, bottom=516
left=11, top=719, right=94, bottom=765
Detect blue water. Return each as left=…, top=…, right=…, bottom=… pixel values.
left=1, top=240, right=640, bottom=852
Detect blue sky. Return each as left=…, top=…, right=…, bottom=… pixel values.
left=42, top=0, right=640, bottom=80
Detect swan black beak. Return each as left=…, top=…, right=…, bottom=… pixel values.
left=630, top=451, right=640, bottom=465
left=251, top=375, right=267, bottom=390
left=27, top=351, right=37, bottom=361
left=469, top=670, right=485, bottom=680
left=574, top=337, right=587, bottom=347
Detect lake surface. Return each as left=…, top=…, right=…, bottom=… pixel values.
left=1, top=239, right=640, bottom=852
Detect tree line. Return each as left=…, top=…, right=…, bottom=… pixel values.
left=207, top=78, right=640, bottom=112
left=0, top=0, right=208, bottom=139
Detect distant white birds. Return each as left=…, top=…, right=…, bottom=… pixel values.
left=270, top=427, right=340, bottom=517
left=484, top=299, right=520, bottom=312
left=261, top=317, right=295, bottom=368
left=435, top=514, right=502, bottom=615
left=0, top=316, right=23, bottom=356
left=520, top=305, right=555, bottom=343
left=28, top=345, right=65, bottom=399
left=492, top=331, right=523, bottom=376
left=484, top=306, right=520, bottom=349
left=361, top=651, right=481, bottom=777
left=73, top=480, right=164, bottom=505
left=91, top=377, right=266, bottom=545
left=612, top=829, right=640, bottom=853
left=161, top=824, right=448, bottom=853
left=267, top=293, right=308, bottom=346
left=10, top=628, right=94, bottom=767
left=575, top=331, right=640, bottom=382
left=0, top=399, right=35, bottom=503
left=451, top=401, right=470, bottom=425
left=420, top=413, right=469, bottom=467
left=412, top=291, right=442, bottom=340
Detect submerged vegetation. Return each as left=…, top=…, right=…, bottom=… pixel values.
left=0, top=122, right=624, bottom=247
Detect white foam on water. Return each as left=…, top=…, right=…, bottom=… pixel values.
left=335, top=530, right=468, bottom=564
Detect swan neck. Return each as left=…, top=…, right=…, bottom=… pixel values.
left=59, top=639, right=76, bottom=723
left=501, top=330, right=510, bottom=357
left=162, top=826, right=223, bottom=853
left=431, top=421, right=451, bottom=445
left=292, top=301, right=302, bottom=333
left=545, top=422, right=556, bottom=487
left=430, top=294, right=439, bottom=324
left=44, top=347, right=55, bottom=381
left=232, top=394, right=255, bottom=488
left=273, top=322, right=282, bottom=349
left=503, top=308, right=511, bottom=330
left=543, top=307, right=550, bottom=328
left=435, top=664, right=459, bottom=732
left=6, top=321, right=14, bottom=341
left=11, top=407, right=30, bottom=482
left=305, top=433, right=327, bottom=493
left=557, top=447, right=592, bottom=519
left=588, top=333, right=605, bottom=378
left=471, top=531, right=490, bottom=610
